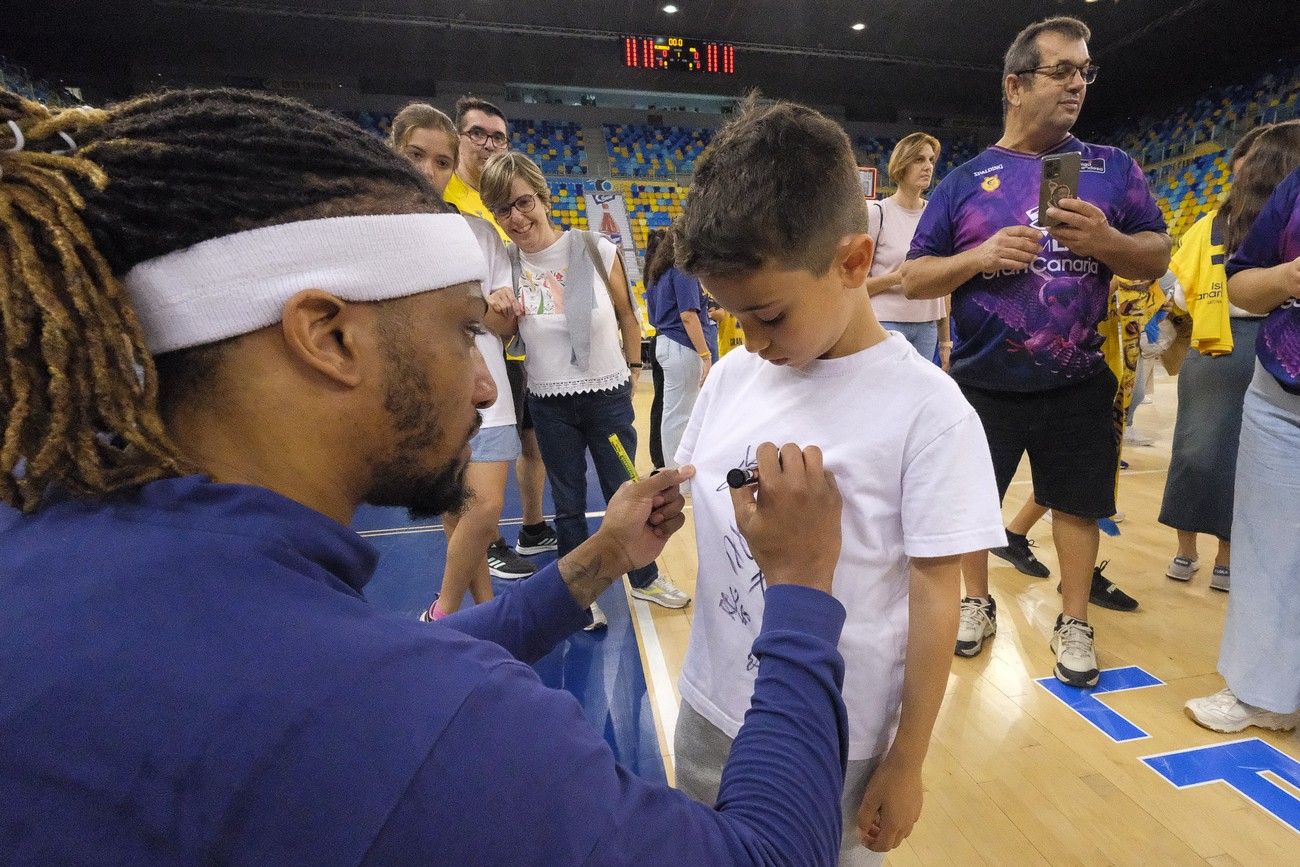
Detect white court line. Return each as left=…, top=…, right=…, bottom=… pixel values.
left=630, top=595, right=679, bottom=759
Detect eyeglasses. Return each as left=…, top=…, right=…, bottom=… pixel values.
left=493, top=193, right=539, bottom=221
left=1015, top=63, right=1099, bottom=85
left=462, top=126, right=509, bottom=149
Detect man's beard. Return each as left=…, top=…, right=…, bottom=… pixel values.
left=365, top=337, right=478, bottom=520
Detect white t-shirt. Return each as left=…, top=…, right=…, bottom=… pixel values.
left=675, top=333, right=1006, bottom=759
left=867, top=196, right=945, bottom=324
left=464, top=215, right=516, bottom=429
left=517, top=232, right=630, bottom=397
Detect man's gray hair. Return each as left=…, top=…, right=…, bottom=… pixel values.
left=1001, top=16, right=1092, bottom=110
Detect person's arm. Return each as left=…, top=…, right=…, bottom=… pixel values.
left=673, top=271, right=714, bottom=382
left=1045, top=198, right=1171, bottom=281
left=863, top=269, right=904, bottom=297
left=369, top=444, right=852, bottom=865
left=1227, top=258, right=1300, bottom=314
left=367, top=586, right=849, bottom=866
left=855, top=554, right=960, bottom=852
left=483, top=286, right=521, bottom=338
left=604, top=254, right=644, bottom=385
left=443, top=468, right=692, bottom=663
left=902, top=226, right=1042, bottom=300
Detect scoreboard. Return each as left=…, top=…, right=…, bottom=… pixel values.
left=622, top=36, right=735, bottom=74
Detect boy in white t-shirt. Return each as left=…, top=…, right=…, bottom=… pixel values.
left=672, top=98, right=1006, bottom=864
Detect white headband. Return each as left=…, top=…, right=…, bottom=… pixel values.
left=122, top=213, right=488, bottom=354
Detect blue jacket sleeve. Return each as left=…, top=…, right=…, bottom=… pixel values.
left=441, top=562, right=588, bottom=664
left=365, top=585, right=848, bottom=866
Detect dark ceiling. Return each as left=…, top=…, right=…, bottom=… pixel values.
left=6, top=0, right=1300, bottom=129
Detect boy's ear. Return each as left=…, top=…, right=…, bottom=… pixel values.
left=838, top=233, right=875, bottom=289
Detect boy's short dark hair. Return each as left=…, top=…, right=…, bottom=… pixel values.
left=675, top=96, right=868, bottom=277
left=454, top=95, right=507, bottom=131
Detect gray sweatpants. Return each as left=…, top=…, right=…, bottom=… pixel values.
left=674, top=700, right=885, bottom=866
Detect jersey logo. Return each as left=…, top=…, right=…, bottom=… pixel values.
left=1081, top=158, right=1106, bottom=173
left=981, top=175, right=1001, bottom=192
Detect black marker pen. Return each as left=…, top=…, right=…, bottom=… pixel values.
left=726, top=467, right=759, bottom=489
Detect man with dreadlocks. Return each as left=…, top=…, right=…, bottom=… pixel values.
left=0, top=88, right=853, bottom=864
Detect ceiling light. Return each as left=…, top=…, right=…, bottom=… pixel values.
left=852, top=22, right=866, bottom=31
left=663, top=4, right=678, bottom=12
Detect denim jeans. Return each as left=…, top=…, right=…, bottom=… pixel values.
left=655, top=337, right=704, bottom=468
left=880, top=320, right=939, bottom=364
left=528, top=382, right=657, bottom=589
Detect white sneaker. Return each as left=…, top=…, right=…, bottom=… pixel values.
left=1209, top=565, right=1231, bottom=592
left=630, top=575, right=691, bottom=609
left=1185, top=688, right=1300, bottom=733
left=1166, top=556, right=1200, bottom=581
left=582, top=601, right=608, bottom=632
left=954, top=596, right=996, bottom=658
left=1051, top=614, right=1099, bottom=687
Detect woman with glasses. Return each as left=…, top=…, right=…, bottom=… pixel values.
left=481, top=152, right=692, bottom=625
left=387, top=103, right=533, bottom=618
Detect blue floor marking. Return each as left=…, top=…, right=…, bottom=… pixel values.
left=354, top=455, right=666, bottom=784
left=1143, top=738, right=1300, bottom=834
left=1035, top=665, right=1164, bottom=742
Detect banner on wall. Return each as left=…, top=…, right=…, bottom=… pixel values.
left=583, top=179, right=645, bottom=311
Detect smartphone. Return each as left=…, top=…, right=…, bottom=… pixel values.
left=1039, top=152, right=1081, bottom=227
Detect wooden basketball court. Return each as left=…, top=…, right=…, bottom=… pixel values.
left=625, top=366, right=1300, bottom=865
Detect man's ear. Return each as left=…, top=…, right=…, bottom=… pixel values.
left=1004, top=74, right=1025, bottom=109
left=839, top=233, right=875, bottom=289
left=279, top=289, right=366, bottom=388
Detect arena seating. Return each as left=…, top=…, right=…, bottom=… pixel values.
left=513, top=119, right=587, bottom=176
left=547, top=180, right=589, bottom=231
left=620, top=181, right=687, bottom=255
left=1114, top=61, right=1300, bottom=238
left=605, top=124, right=712, bottom=177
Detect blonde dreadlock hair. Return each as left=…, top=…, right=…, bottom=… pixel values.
left=0, top=87, right=444, bottom=511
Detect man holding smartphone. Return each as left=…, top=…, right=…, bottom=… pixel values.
left=901, top=15, right=1170, bottom=686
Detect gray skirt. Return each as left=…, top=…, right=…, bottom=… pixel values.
left=1159, top=317, right=1261, bottom=541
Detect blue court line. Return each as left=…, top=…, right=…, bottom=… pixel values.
left=1143, top=738, right=1300, bottom=835
left=1035, top=665, right=1164, bottom=742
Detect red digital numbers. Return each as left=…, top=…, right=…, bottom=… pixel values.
left=622, top=35, right=734, bottom=74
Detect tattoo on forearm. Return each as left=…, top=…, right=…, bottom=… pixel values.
left=558, top=551, right=608, bottom=608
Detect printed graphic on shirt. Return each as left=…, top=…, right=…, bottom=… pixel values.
left=520, top=267, right=568, bottom=316
left=1260, top=305, right=1300, bottom=382
left=1227, top=167, right=1300, bottom=392
left=909, top=137, right=1166, bottom=392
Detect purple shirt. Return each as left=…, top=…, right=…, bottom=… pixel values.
left=1226, top=167, right=1300, bottom=394
left=648, top=267, right=720, bottom=358
left=908, top=136, right=1166, bottom=392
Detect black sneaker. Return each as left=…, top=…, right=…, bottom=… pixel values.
left=487, top=538, right=537, bottom=579
left=990, top=530, right=1050, bottom=578
left=515, top=523, right=559, bottom=555
left=1055, top=560, right=1139, bottom=612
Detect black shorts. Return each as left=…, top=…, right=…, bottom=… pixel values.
left=959, top=370, right=1119, bottom=520
left=506, top=358, right=532, bottom=431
